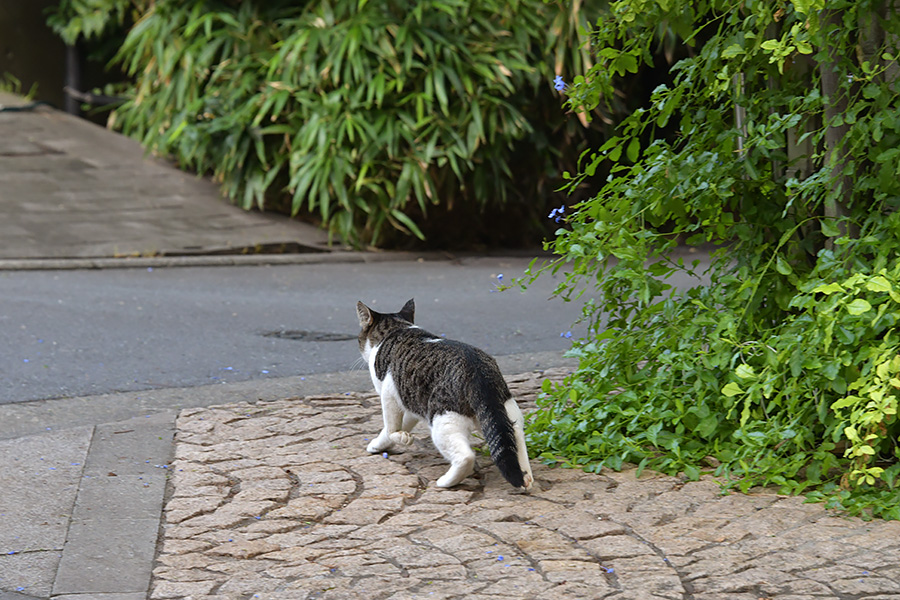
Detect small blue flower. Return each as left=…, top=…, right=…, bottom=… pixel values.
left=553, top=75, right=566, bottom=91
left=497, top=273, right=503, bottom=281
left=382, top=452, right=389, bottom=459
left=548, top=204, right=566, bottom=223
left=560, top=331, right=573, bottom=339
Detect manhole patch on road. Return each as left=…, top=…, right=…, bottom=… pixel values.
left=263, top=330, right=356, bottom=342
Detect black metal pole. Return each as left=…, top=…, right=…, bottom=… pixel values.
left=64, top=42, right=81, bottom=116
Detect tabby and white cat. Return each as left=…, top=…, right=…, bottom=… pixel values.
left=357, top=299, right=533, bottom=490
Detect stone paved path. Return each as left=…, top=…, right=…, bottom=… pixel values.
left=151, top=369, right=900, bottom=600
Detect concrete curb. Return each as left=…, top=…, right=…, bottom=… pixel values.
left=0, top=251, right=437, bottom=272
left=0, top=249, right=553, bottom=271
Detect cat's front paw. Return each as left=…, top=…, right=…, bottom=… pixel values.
left=366, top=435, right=391, bottom=454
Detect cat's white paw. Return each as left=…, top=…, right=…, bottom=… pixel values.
left=435, top=473, right=460, bottom=488
left=366, top=435, right=391, bottom=454
left=435, top=457, right=475, bottom=488
left=389, top=431, right=414, bottom=446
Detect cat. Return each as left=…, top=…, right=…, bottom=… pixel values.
left=356, top=298, right=533, bottom=490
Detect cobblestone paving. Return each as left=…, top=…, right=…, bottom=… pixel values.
left=151, top=368, right=900, bottom=600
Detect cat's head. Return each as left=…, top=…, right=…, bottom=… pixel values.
left=356, top=298, right=415, bottom=356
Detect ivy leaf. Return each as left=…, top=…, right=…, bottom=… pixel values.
left=821, top=219, right=842, bottom=237
left=790, top=0, right=825, bottom=15
left=735, top=364, right=756, bottom=380
left=722, top=382, right=744, bottom=397
left=696, top=415, right=719, bottom=438
left=845, top=299, right=873, bottom=315
left=813, top=282, right=844, bottom=294
left=865, top=276, right=892, bottom=293
left=721, top=44, right=744, bottom=59
left=683, top=464, right=700, bottom=481
left=775, top=256, right=793, bottom=276
left=831, top=396, right=859, bottom=410
left=863, top=83, right=882, bottom=100
left=626, top=138, right=641, bottom=163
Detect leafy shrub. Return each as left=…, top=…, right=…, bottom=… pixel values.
left=526, top=0, right=900, bottom=519
left=47, top=0, right=131, bottom=44
left=48, top=0, right=603, bottom=247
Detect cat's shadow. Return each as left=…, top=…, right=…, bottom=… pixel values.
left=378, top=429, right=535, bottom=495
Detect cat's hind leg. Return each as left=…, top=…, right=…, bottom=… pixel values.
left=430, top=412, right=476, bottom=488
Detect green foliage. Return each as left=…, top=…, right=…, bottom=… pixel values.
left=0, top=73, right=37, bottom=98
left=47, top=0, right=603, bottom=247
left=528, top=0, right=900, bottom=518
left=47, top=0, right=132, bottom=45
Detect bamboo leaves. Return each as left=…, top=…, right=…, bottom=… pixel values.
left=62, top=0, right=599, bottom=246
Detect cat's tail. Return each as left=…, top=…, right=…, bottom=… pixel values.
left=477, top=396, right=534, bottom=491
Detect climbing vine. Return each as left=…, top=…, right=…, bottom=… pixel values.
left=529, top=0, right=900, bottom=519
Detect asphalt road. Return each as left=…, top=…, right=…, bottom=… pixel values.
left=0, top=257, right=586, bottom=404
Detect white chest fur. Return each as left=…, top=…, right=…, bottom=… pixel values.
left=363, top=339, right=383, bottom=393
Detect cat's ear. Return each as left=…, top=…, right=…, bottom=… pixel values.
left=399, top=298, right=415, bottom=323
left=357, top=301, right=375, bottom=328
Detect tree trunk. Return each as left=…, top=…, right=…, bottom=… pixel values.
left=818, top=9, right=851, bottom=248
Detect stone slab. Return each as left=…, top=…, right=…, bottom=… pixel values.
left=0, top=427, right=92, bottom=597
left=52, top=413, right=174, bottom=596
